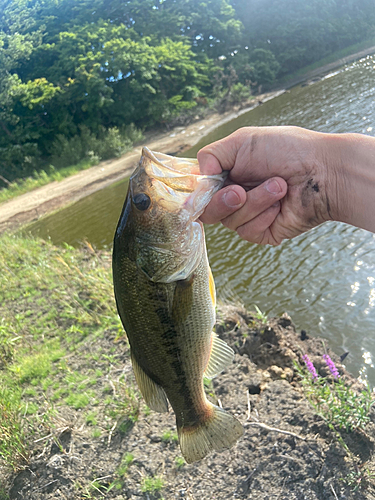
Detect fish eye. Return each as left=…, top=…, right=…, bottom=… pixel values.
left=133, top=193, right=151, bottom=211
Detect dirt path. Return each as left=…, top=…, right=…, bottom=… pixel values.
left=1, top=44, right=375, bottom=235
left=0, top=92, right=282, bottom=234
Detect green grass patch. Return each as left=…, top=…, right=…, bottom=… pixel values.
left=161, top=429, right=178, bottom=443
left=0, top=234, right=135, bottom=476
left=0, top=387, right=28, bottom=471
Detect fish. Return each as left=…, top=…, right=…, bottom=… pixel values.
left=112, top=147, right=243, bottom=463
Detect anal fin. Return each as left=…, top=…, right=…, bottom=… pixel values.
left=131, top=352, right=168, bottom=413
left=204, top=333, right=234, bottom=379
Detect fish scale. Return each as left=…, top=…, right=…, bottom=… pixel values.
left=112, top=147, right=243, bottom=463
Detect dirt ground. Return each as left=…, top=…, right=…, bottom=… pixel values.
left=3, top=305, right=375, bottom=500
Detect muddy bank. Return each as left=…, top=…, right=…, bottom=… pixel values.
left=4, top=305, right=375, bottom=500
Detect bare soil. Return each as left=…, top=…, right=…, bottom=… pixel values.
left=4, top=305, right=375, bottom=500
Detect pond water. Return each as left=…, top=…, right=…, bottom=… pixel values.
left=27, top=55, right=375, bottom=383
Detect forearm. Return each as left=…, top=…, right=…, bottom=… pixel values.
left=327, top=133, right=375, bottom=232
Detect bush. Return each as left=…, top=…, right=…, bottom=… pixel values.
left=227, top=83, right=251, bottom=106
left=0, top=143, right=42, bottom=184
left=49, top=124, right=143, bottom=169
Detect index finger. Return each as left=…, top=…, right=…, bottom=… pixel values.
left=197, top=131, right=243, bottom=175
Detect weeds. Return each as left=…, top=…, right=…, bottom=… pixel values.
left=0, top=125, right=143, bottom=204
left=161, top=430, right=178, bottom=443
left=253, top=305, right=268, bottom=325
left=175, top=456, right=185, bottom=469
left=344, top=467, right=375, bottom=492
left=141, top=475, right=164, bottom=493
left=296, top=354, right=373, bottom=433
left=0, top=389, right=28, bottom=470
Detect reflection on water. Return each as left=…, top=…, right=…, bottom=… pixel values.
left=27, top=56, right=375, bottom=383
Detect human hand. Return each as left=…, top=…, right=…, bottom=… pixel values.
left=198, top=126, right=339, bottom=245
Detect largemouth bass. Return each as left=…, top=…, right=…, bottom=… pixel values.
left=112, top=147, right=243, bottom=463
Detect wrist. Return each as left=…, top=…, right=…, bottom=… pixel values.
left=325, top=133, right=375, bottom=232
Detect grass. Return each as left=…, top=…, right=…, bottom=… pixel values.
left=141, top=475, right=164, bottom=493
left=161, top=429, right=179, bottom=443
left=252, top=305, right=268, bottom=325
left=174, top=456, right=185, bottom=469
left=0, top=234, right=139, bottom=478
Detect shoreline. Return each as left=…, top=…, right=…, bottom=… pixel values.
left=1, top=44, right=375, bottom=234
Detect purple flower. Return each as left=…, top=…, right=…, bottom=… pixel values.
left=323, top=354, right=340, bottom=379
left=302, top=354, right=318, bottom=380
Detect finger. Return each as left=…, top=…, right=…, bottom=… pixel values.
left=236, top=203, right=282, bottom=246
left=197, top=131, right=245, bottom=174
left=221, top=177, right=287, bottom=231
left=200, top=185, right=247, bottom=224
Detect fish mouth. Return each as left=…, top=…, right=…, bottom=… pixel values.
left=130, top=147, right=227, bottom=283
left=138, top=147, right=227, bottom=221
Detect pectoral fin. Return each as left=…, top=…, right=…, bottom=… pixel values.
left=131, top=352, right=168, bottom=413
left=204, top=333, right=234, bottom=379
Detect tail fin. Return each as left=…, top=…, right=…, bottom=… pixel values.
left=178, top=404, right=243, bottom=464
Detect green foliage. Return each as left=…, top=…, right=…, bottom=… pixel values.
left=49, top=125, right=142, bottom=168
left=253, top=305, right=268, bottom=325
left=345, top=467, right=375, bottom=492
left=161, top=430, right=179, bottom=443
left=117, top=452, right=134, bottom=476
left=296, top=362, right=373, bottom=433
left=141, top=475, right=164, bottom=493
left=174, top=456, right=185, bottom=469
left=0, top=387, right=28, bottom=471
left=227, top=83, right=251, bottom=105
left=1, top=0, right=375, bottom=187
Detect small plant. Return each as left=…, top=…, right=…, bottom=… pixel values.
left=85, top=412, right=98, bottom=426
left=175, top=456, right=185, bottom=469
left=0, top=391, right=29, bottom=470
left=0, top=486, right=10, bottom=500
left=141, top=475, right=164, bottom=493
left=161, top=430, right=178, bottom=443
left=91, top=428, right=101, bottom=438
left=253, top=305, right=268, bottom=325
left=297, top=354, right=373, bottom=432
left=117, top=452, right=134, bottom=476
left=344, top=467, right=375, bottom=491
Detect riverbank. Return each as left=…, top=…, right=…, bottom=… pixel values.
left=0, top=90, right=283, bottom=235
left=279, top=43, right=375, bottom=90
left=1, top=44, right=375, bottom=235
left=1, top=235, right=374, bottom=499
